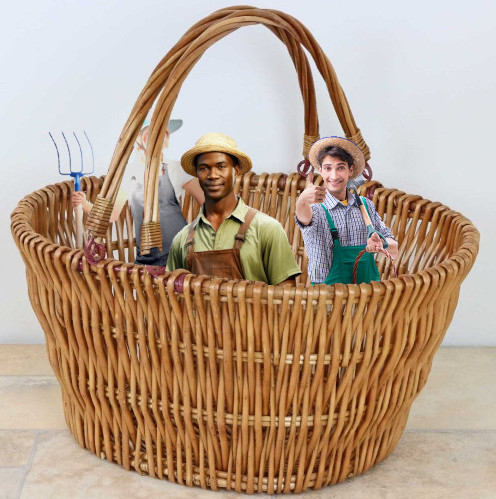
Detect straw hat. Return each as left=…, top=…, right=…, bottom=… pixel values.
left=308, top=136, right=365, bottom=179
left=181, top=133, right=252, bottom=177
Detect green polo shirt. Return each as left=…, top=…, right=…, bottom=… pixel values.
left=166, top=198, right=301, bottom=285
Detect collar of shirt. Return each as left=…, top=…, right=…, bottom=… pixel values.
left=197, top=197, right=249, bottom=229
left=322, top=189, right=358, bottom=211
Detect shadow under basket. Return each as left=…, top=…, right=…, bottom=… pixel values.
left=11, top=171, right=478, bottom=493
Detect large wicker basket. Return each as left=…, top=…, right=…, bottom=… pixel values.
left=11, top=6, right=479, bottom=494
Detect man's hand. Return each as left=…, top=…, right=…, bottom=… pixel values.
left=295, top=171, right=326, bottom=225
left=299, top=172, right=326, bottom=205
left=72, top=191, right=92, bottom=213
left=366, top=232, right=386, bottom=254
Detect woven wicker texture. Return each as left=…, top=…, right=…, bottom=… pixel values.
left=10, top=6, right=479, bottom=495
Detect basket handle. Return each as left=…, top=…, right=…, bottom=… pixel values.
left=86, top=7, right=370, bottom=256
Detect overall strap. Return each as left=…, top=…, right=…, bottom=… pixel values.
left=321, top=205, right=340, bottom=243
left=233, top=208, right=258, bottom=251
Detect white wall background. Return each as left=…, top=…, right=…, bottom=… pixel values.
left=1, top=0, right=493, bottom=344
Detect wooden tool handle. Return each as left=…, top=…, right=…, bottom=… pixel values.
left=75, top=204, right=83, bottom=248
left=359, top=203, right=372, bottom=226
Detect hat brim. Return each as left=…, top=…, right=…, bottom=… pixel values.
left=142, top=117, right=183, bottom=134
left=181, top=145, right=252, bottom=177
left=308, top=136, right=365, bottom=179
left=168, top=119, right=182, bottom=134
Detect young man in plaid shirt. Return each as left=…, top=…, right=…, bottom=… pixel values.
left=295, top=137, right=398, bottom=285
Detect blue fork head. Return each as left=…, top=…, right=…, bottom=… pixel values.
left=49, top=131, right=94, bottom=191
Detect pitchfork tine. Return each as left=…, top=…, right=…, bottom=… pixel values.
left=61, top=131, right=72, bottom=173
left=48, top=132, right=61, bottom=174
left=83, top=130, right=94, bottom=174
left=73, top=132, right=84, bottom=173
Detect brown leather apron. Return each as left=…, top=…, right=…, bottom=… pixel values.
left=185, top=208, right=257, bottom=279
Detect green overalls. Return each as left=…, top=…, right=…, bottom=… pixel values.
left=316, top=199, right=380, bottom=285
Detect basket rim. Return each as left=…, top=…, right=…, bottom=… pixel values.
left=11, top=175, right=480, bottom=302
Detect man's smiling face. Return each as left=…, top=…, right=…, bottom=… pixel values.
left=195, top=152, right=240, bottom=201
left=319, top=154, right=353, bottom=200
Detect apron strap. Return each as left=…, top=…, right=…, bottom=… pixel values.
left=233, top=208, right=258, bottom=251
left=321, top=198, right=372, bottom=243
left=321, top=205, right=340, bottom=243
left=185, top=220, right=198, bottom=260
left=186, top=207, right=258, bottom=256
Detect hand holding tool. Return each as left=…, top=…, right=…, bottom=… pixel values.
left=49, top=131, right=94, bottom=248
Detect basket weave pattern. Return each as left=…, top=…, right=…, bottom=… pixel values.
left=11, top=171, right=478, bottom=493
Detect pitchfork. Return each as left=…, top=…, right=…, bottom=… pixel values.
left=49, top=131, right=94, bottom=248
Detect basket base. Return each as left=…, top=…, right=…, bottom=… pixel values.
left=60, top=389, right=410, bottom=494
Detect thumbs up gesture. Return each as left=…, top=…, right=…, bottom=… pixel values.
left=299, top=171, right=327, bottom=204
left=295, top=171, right=327, bottom=225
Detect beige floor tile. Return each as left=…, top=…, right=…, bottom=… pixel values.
left=0, top=377, right=66, bottom=430
left=370, top=430, right=496, bottom=489
left=21, top=431, right=259, bottom=499
left=0, top=430, right=36, bottom=466
left=20, top=430, right=496, bottom=498
left=407, top=347, right=496, bottom=430
left=0, top=344, right=53, bottom=376
left=299, top=430, right=496, bottom=497
left=0, top=468, right=24, bottom=499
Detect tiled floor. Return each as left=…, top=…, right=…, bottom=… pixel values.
left=0, top=345, right=495, bottom=498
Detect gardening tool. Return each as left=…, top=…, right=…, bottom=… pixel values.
left=348, top=178, right=389, bottom=249
left=348, top=178, right=397, bottom=282
left=49, top=131, right=94, bottom=248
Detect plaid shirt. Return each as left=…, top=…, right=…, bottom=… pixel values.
left=295, top=191, right=394, bottom=283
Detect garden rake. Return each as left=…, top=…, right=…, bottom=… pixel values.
left=49, top=131, right=94, bottom=248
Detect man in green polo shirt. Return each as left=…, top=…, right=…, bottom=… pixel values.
left=166, top=133, right=301, bottom=285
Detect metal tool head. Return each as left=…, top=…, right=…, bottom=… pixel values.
left=347, top=175, right=366, bottom=193
left=49, top=131, right=94, bottom=191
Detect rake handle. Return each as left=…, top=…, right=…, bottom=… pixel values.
left=73, top=173, right=84, bottom=248
left=75, top=204, right=83, bottom=248
left=356, top=193, right=389, bottom=249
